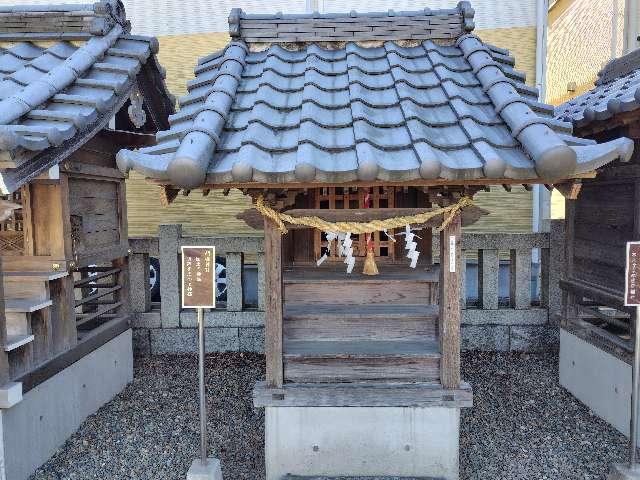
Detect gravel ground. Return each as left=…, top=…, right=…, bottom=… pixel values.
left=30, top=351, right=630, bottom=480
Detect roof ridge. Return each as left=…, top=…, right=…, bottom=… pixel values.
left=163, top=41, right=249, bottom=188
left=228, top=1, right=475, bottom=45
left=0, top=1, right=130, bottom=38
left=0, top=23, right=124, bottom=143
left=596, top=48, right=640, bottom=86
left=456, top=33, right=577, bottom=178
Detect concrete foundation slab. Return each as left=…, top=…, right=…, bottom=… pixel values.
left=265, top=406, right=460, bottom=480
left=608, top=463, right=640, bottom=480
left=186, top=458, right=223, bottom=480
left=0, top=382, right=21, bottom=408
left=559, top=329, right=639, bottom=441
left=0, top=329, right=133, bottom=480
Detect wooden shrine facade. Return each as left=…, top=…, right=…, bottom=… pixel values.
left=241, top=186, right=485, bottom=406
left=0, top=0, right=174, bottom=394
left=559, top=115, right=640, bottom=362
left=553, top=48, right=640, bottom=361
left=0, top=129, right=160, bottom=391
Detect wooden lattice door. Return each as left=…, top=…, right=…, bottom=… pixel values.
left=313, top=187, right=396, bottom=262
left=0, top=190, right=23, bottom=256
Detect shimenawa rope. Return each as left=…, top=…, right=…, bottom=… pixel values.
left=255, top=195, right=474, bottom=235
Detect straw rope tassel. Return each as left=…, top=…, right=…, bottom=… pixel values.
left=362, top=192, right=379, bottom=275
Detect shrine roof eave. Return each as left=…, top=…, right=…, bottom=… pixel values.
left=141, top=170, right=597, bottom=192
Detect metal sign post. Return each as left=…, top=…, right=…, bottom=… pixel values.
left=625, top=242, right=640, bottom=471
left=181, top=246, right=221, bottom=479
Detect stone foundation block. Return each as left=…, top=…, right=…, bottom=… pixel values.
left=462, top=325, right=509, bottom=351
left=0, top=329, right=132, bottom=480
left=239, top=327, right=264, bottom=353
left=150, top=328, right=239, bottom=354
left=132, top=329, right=151, bottom=356
left=265, top=406, right=459, bottom=480
left=186, top=458, right=223, bottom=480
left=510, top=325, right=559, bottom=352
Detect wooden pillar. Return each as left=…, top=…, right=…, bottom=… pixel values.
left=562, top=199, right=577, bottom=325
left=439, top=214, right=461, bottom=389
left=264, top=217, right=283, bottom=388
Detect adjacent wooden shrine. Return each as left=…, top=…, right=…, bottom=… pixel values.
left=556, top=50, right=640, bottom=361
left=0, top=0, right=174, bottom=394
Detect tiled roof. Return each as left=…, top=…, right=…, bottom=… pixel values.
left=117, top=5, right=634, bottom=190
left=555, top=49, right=640, bottom=129
left=0, top=1, right=173, bottom=194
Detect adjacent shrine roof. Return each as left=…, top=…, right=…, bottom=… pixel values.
left=0, top=0, right=174, bottom=194
left=117, top=2, right=633, bottom=190
left=555, top=48, right=640, bottom=131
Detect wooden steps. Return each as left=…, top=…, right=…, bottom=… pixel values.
left=4, top=297, right=51, bottom=353
left=2, top=271, right=59, bottom=375
left=254, top=380, right=473, bottom=407
left=5, top=298, right=52, bottom=313
left=284, top=304, right=438, bottom=342
left=281, top=266, right=441, bottom=384
left=5, top=334, right=35, bottom=352
left=283, top=266, right=438, bottom=306
left=284, top=340, right=440, bottom=383
left=2, top=271, right=66, bottom=300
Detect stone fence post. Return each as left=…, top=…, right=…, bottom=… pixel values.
left=129, top=251, right=150, bottom=313
left=548, top=219, right=565, bottom=322
left=159, top=224, right=181, bottom=328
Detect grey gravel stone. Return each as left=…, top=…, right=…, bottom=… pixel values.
left=30, top=353, right=265, bottom=480
left=28, top=352, right=632, bottom=480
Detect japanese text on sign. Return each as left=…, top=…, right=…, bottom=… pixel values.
left=181, top=246, right=216, bottom=309
left=625, top=242, right=640, bottom=306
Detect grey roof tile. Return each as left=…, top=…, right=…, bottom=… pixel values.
left=118, top=8, right=634, bottom=189
left=555, top=49, right=640, bottom=129
left=0, top=1, right=172, bottom=194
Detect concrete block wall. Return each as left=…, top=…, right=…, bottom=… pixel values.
left=132, top=310, right=264, bottom=356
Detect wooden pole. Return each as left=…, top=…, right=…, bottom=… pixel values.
left=439, top=214, right=461, bottom=389
left=264, top=217, right=283, bottom=388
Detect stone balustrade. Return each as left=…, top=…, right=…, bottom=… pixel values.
left=129, top=221, right=564, bottom=355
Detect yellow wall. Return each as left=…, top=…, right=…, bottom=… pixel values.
left=546, top=0, right=623, bottom=105
left=126, top=27, right=538, bottom=237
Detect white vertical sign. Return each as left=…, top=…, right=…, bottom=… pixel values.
left=449, top=235, right=456, bottom=273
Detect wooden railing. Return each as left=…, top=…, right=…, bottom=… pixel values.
left=129, top=221, right=564, bottom=354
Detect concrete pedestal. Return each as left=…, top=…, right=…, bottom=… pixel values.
left=186, top=458, right=223, bottom=480
left=0, top=329, right=133, bottom=480
left=608, top=464, right=640, bottom=480
left=265, top=406, right=460, bottom=480
left=560, top=329, right=639, bottom=441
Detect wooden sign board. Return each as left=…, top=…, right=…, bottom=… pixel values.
left=625, top=241, right=640, bottom=306
left=181, top=246, right=216, bottom=309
